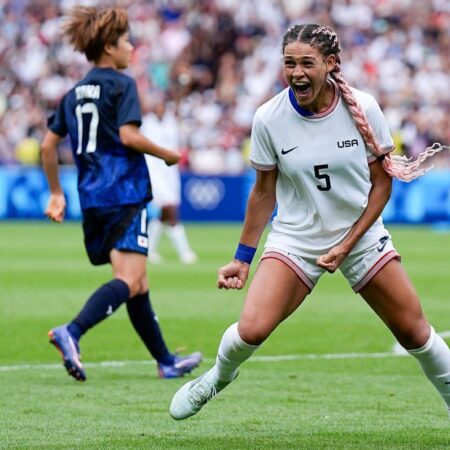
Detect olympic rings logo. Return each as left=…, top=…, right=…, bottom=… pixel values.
left=184, top=178, right=225, bottom=210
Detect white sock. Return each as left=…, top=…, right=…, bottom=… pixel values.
left=212, top=322, right=259, bottom=383
left=147, top=219, right=163, bottom=254
left=167, top=224, right=195, bottom=258
left=408, top=327, right=450, bottom=411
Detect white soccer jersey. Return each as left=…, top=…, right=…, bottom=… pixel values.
left=141, top=111, right=181, bottom=207
left=250, top=81, right=394, bottom=257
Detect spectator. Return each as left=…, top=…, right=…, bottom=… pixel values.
left=0, top=0, right=448, bottom=168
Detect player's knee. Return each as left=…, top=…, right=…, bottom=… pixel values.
left=238, top=321, right=271, bottom=346
left=115, top=275, right=146, bottom=298
left=395, top=318, right=430, bottom=350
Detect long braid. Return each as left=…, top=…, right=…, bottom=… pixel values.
left=331, top=60, right=447, bottom=181
left=330, top=68, right=379, bottom=154
left=283, top=24, right=449, bottom=182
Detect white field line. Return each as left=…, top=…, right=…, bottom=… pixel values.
left=1, top=331, right=447, bottom=374
left=0, top=352, right=404, bottom=373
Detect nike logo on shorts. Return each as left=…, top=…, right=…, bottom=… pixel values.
left=377, top=236, right=389, bottom=252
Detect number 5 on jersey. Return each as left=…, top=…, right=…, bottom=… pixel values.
left=314, top=164, right=331, bottom=191
left=75, top=102, right=99, bottom=154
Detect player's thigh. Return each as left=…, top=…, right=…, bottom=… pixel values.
left=238, top=258, right=310, bottom=344
left=358, top=258, right=429, bottom=348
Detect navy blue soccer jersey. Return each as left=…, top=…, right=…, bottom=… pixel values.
left=48, top=67, right=152, bottom=209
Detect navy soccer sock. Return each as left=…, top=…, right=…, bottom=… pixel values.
left=126, top=291, right=174, bottom=365
left=68, top=279, right=130, bottom=340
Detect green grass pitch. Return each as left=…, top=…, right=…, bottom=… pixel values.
left=0, top=222, right=449, bottom=449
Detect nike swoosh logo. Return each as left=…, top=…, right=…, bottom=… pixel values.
left=445, top=381, right=450, bottom=385
left=377, top=236, right=389, bottom=253
left=281, top=146, right=298, bottom=155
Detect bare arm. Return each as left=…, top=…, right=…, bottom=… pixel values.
left=217, top=168, right=277, bottom=289
left=317, top=159, right=392, bottom=272
left=119, top=124, right=180, bottom=165
left=238, top=168, right=278, bottom=247
left=41, top=131, right=66, bottom=222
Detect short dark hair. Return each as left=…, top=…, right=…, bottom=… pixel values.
left=62, top=6, right=129, bottom=62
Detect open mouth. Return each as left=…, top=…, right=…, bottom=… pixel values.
left=292, top=81, right=312, bottom=99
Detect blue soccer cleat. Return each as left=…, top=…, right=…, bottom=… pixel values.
left=48, top=325, right=86, bottom=381
left=158, top=352, right=202, bottom=379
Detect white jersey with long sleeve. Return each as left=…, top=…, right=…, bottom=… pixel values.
left=141, top=111, right=181, bottom=207
left=250, top=81, right=394, bottom=258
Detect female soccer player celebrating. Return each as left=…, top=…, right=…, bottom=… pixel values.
left=41, top=6, right=201, bottom=381
left=170, top=24, right=450, bottom=419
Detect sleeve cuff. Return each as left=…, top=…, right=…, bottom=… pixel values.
left=250, top=160, right=277, bottom=171
left=367, top=145, right=394, bottom=163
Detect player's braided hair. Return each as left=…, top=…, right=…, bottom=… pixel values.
left=62, top=6, right=129, bottom=62
left=282, top=24, right=448, bottom=181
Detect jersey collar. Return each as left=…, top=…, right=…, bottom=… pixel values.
left=288, top=79, right=340, bottom=119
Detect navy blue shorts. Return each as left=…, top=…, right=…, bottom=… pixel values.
left=82, top=203, right=149, bottom=265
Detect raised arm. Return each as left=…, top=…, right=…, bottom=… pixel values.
left=217, top=168, right=278, bottom=290
left=119, top=124, right=180, bottom=166
left=317, top=158, right=392, bottom=272
left=41, top=130, right=66, bottom=223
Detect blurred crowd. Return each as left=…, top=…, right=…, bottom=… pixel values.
left=1, top=0, right=449, bottom=172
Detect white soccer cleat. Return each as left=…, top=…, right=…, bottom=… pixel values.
left=169, top=368, right=236, bottom=420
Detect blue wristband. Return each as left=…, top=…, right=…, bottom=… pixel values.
left=234, top=243, right=257, bottom=264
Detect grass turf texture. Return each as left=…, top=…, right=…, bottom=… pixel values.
left=0, top=222, right=449, bottom=449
